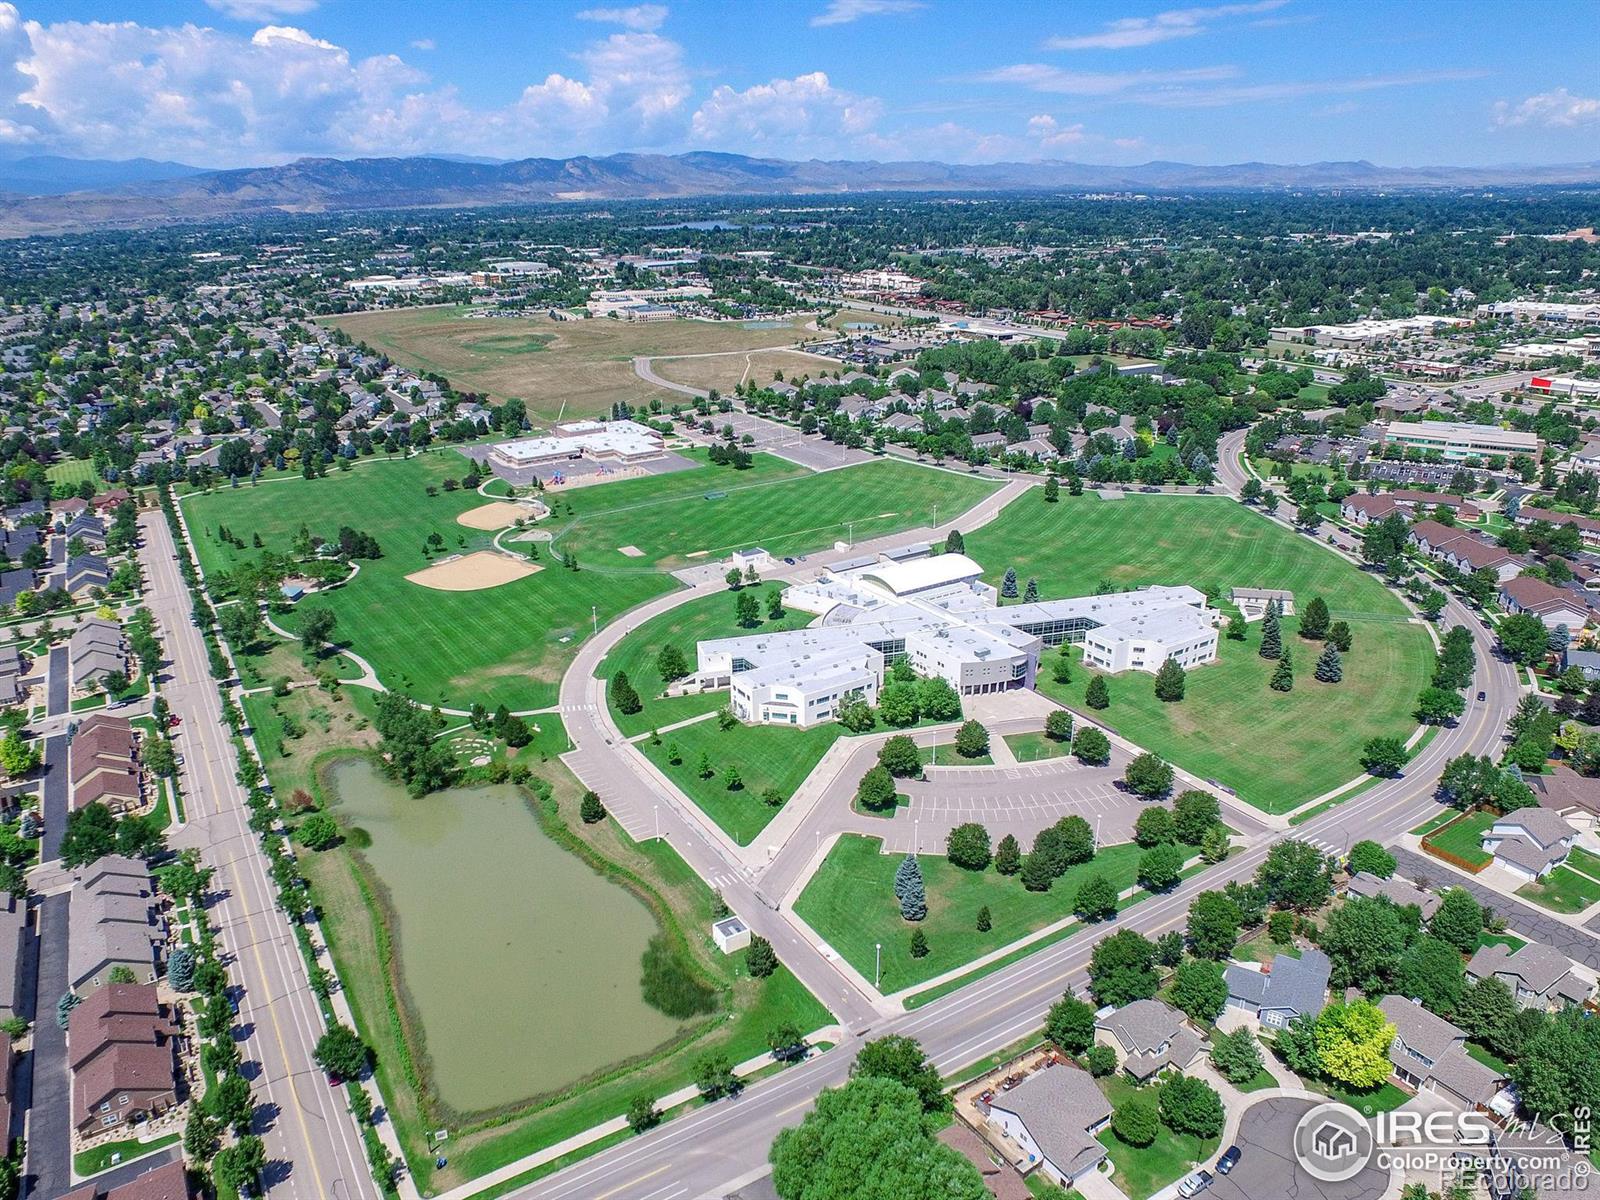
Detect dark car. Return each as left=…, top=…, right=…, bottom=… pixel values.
left=1478, top=690, right=1487, bottom=701
left=784, top=557, right=796, bottom=565
left=1217, top=1146, right=1241, bottom=1175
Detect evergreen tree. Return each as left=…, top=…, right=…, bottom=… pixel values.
left=944, top=529, right=964, bottom=554
left=976, top=905, right=992, bottom=932
left=1270, top=648, right=1294, bottom=692
left=1315, top=643, right=1343, bottom=683
left=1001, top=567, right=1019, bottom=599
left=909, top=929, right=929, bottom=958
left=898, top=857, right=927, bottom=921
left=1300, top=596, right=1331, bottom=640
left=1259, top=605, right=1283, bottom=660
left=893, top=853, right=919, bottom=902
left=1154, top=657, right=1186, bottom=702
left=1085, top=675, right=1110, bottom=709
left=580, top=790, right=606, bottom=823
left=609, top=671, right=642, bottom=715
left=1043, top=475, right=1059, bottom=502
left=1023, top=577, right=1039, bottom=603
left=993, top=834, right=1022, bottom=875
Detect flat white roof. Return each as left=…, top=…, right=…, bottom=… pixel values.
left=492, top=419, right=662, bottom=462
left=858, top=553, right=983, bottom=597
left=1386, top=420, right=1538, bottom=448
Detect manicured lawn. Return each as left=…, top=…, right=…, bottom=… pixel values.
left=1307, top=1078, right=1410, bottom=1117
left=185, top=448, right=674, bottom=712
left=1004, top=732, right=1071, bottom=762
left=47, top=456, right=98, bottom=487
left=600, top=584, right=813, bottom=736
left=1565, top=846, right=1600, bottom=878
left=639, top=718, right=844, bottom=844
left=73, top=1133, right=179, bottom=1177
left=546, top=454, right=998, bottom=573
left=1467, top=1042, right=1513, bottom=1074
left=1475, top=931, right=1526, bottom=953
left=1517, top=866, right=1600, bottom=914
left=1233, top=929, right=1301, bottom=966
left=1096, top=1075, right=1219, bottom=1199
left=1425, top=810, right=1496, bottom=867
left=1233, top=1065, right=1278, bottom=1093
left=966, top=493, right=1432, bottom=814
left=917, top=739, right=993, bottom=768
left=794, top=834, right=1146, bottom=992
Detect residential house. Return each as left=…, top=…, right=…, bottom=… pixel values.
left=1223, top=948, right=1332, bottom=1029
left=1465, top=940, right=1593, bottom=1010
left=67, top=983, right=180, bottom=1136
left=71, top=713, right=141, bottom=813
left=0, top=644, right=26, bottom=707
left=1093, top=999, right=1207, bottom=1082
left=0, top=568, right=33, bottom=609
left=0, top=893, right=25, bottom=1021
left=1346, top=872, right=1442, bottom=919
left=1498, top=576, right=1592, bottom=633
left=65, top=554, right=110, bottom=596
left=1378, top=995, right=1504, bottom=1109
left=67, top=855, right=160, bottom=992
left=1561, top=648, right=1600, bottom=682
left=1340, top=493, right=1400, bottom=525
left=1408, top=521, right=1524, bottom=582
left=59, top=1159, right=194, bottom=1200
left=981, top=1064, right=1113, bottom=1188
left=69, top=617, right=128, bottom=693
left=1481, top=808, right=1576, bottom=883
left=1515, top=506, right=1600, bottom=551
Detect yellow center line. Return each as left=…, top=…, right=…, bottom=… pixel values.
left=593, top=1163, right=669, bottom=1200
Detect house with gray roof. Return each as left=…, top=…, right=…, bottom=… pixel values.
left=69, top=616, right=127, bottom=693
left=1346, top=871, right=1442, bottom=919
left=1465, top=941, right=1593, bottom=1011
left=0, top=893, right=25, bottom=1020
left=68, top=855, right=160, bottom=992
left=1481, top=808, right=1576, bottom=883
left=1378, top=995, right=1505, bottom=1109
left=1224, top=948, right=1332, bottom=1029
left=1094, top=998, right=1206, bottom=1082
left=982, top=1064, right=1112, bottom=1188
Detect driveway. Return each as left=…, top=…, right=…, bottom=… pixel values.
left=45, top=647, right=66, bottom=718
left=39, top=734, right=68, bottom=863
left=1207, top=1095, right=1389, bottom=1200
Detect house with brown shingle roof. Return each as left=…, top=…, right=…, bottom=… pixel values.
left=61, top=1159, right=193, bottom=1200
left=67, top=983, right=181, bottom=1137
left=1498, top=576, right=1593, bottom=632
left=71, top=713, right=141, bottom=812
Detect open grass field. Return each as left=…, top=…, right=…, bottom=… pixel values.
left=548, top=455, right=998, bottom=572
left=184, top=449, right=675, bottom=712
left=1096, top=1074, right=1219, bottom=1199
left=322, top=307, right=817, bottom=421
left=47, top=456, right=97, bottom=487
left=600, top=585, right=813, bottom=737
left=652, top=347, right=840, bottom=394
left=639, top=718, right=844, bottom=844
left=794, top=834, right=1144, bottom=993
left=964, top=493, right=1432, bottom=813
left=1003, top=732, right=1070, bottom=762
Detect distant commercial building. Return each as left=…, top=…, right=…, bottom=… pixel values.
left=695, top=548, right=1217, bottom=727
left=1269, top=316, right=1469, bottom=347
left=1380, top=420, right=1539, bottom=461
left=487, top=420, right=665, bottom=470
left=1528, top=375, right=1600, bottom=401
left=1476, top=300, right=1600, bottom=327
left=585, top=286, right=711, bottom=318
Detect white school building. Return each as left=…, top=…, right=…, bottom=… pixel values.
left=695, top=547, right=1218, bottom=727
left=487, top=420, right=665, bottom=469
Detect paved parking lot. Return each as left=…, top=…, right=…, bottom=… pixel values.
left=681, top=410, right=874, bottom=471
left=879, top=760, right=1139, bottom=853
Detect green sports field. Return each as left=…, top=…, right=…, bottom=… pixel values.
left=965, top=493, right=1432, bottom=813
left=183, top=449, right=988, bottom=713
left=183, top=450, right=676, bottom=712
left=546, top=456, right=997, bottom=572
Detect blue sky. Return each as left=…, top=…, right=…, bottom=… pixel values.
left=1, top=0, right=1595, bottom=167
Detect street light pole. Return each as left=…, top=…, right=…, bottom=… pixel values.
left=875, top=942, right=882, bottom=990
left=654, top=804, right=660, bottom=841
left=591, top=604, right=598, bottom=636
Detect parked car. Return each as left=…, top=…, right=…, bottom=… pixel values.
left=783, top=557, right=796, bottom=565
left=1217, top=1147, right=1241, bottom=1175
left=1178, top=1170, right=1215, bottom=1198
left=1477, top=690, right=1487, bottom=701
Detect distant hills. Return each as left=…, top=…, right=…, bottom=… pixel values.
left=1, top=150, right=1598, bottom=237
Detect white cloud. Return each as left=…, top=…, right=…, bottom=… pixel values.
left=203, top=0, right=319, bottom=21
left=409, top=38, right=435, bottom=51
left=576, top=5, right=668, bottom=33
left=0, top=6, right=693, bottom=164
left=969, top=63, right=1239, bottom=96
left=690, top=71, right=881, bottom=153
left=1493, top=87, right=1600, bottom=129
left=1044, top=0, right=1285, bottom=50
left=811, top=0, right=924, bottom=28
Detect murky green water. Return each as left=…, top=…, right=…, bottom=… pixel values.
left=326, top=758, right=684, bottom=1112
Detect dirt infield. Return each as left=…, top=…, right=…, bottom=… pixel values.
left=405, top=551, right=542, bottom=592
left=457, top=501, right=536, bottom=530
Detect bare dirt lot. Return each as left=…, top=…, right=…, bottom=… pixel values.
left=652, top=347, right=841, bottom=394
left=456, top=501, right=537, bottom=530
left=405, top=551, right=542, bottom=591
left=322, top=308, right=822, bottom=421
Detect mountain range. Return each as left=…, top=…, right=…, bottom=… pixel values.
left=1, top=150, right=1597, bottom=237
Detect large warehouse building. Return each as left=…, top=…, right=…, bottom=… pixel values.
left=695, top=548, right=1218, bottom=727
left=488, top=420, right=665, bottom=470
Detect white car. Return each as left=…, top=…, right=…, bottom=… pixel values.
left=1177, top=1170, right=1214, bottom=1198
